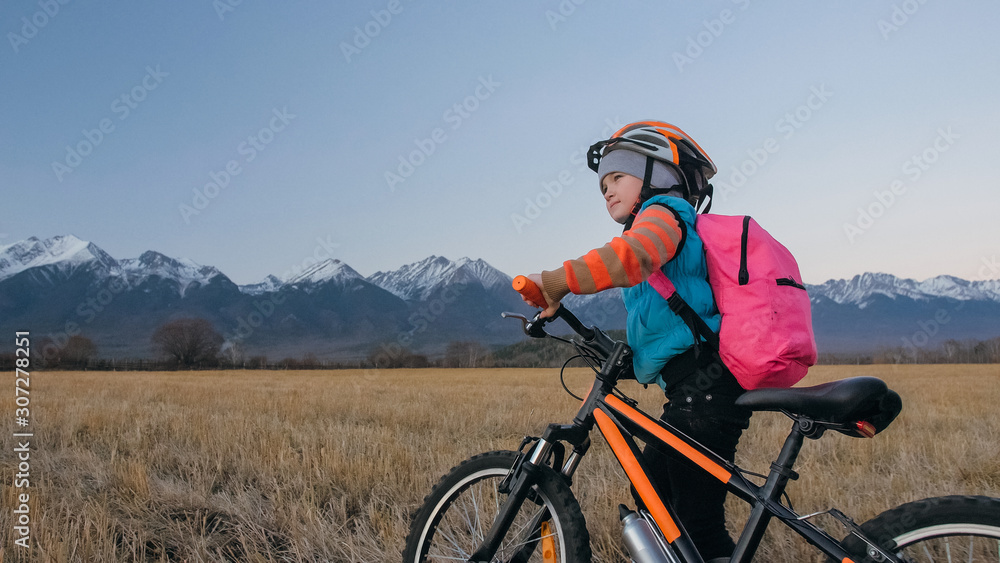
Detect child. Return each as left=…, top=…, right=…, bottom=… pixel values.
left=521, top=121, right=751, bottom=562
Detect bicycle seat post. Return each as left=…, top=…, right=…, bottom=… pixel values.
left=731, top=420, right=807, bottom=562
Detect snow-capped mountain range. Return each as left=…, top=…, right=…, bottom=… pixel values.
left=283, top=259, right=365, bottom=291
left=4, top=235, right=997, bottom=305
left=807, top=272, right=1000, bottom=308
left=2, top=235, right=999, bottom=357
left=0, top=236, right=223, bottom=298
left=0, top=235, right=118, bottom=283
left=367, top=256, right=511, bottom=302
left=119, top=251, right=226, bottom=297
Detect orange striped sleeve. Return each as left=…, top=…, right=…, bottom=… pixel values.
left=630, top=229, right=665, bottom=265
left=583, top=250, right=613, bottom=290
left=541, top=203, right=685, bottom=297
left=610, top=237, right=644, bottom=285
left=635, top=206, right=677, bottom=225
left=630, top=223, right=679, bottom=269
left=630, top=208, right=682, bottom=262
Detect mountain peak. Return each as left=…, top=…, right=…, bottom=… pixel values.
left=807, top=272, right=1000, bottom=305
left=366, top=255, right=510, bottom=301
left=119, top=250, right=225, bottom=296
left=285, top=259, right=363, bottom=288
left=0, top=234, right=118, bottom=282
left=239, top=274, right=284, bottom=295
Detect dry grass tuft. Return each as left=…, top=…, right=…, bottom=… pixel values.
left=1, top=365, right=997, bottom=561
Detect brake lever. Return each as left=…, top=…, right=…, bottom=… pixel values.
left=500, top=311, right=550, bottom=338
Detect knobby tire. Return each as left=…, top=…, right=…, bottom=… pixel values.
left=402, top=450, right=591, bottom=563
left=840, top=495, right=1000, bottom=563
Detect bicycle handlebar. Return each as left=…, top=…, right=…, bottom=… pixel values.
left=510, top=276, right=601, bottom=346
left=512, top=275, right=547, bottom=309
left=505, top=276, right=630, bottom=384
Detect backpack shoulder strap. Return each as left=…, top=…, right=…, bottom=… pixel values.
left=647, top=270, right=720, bottom=351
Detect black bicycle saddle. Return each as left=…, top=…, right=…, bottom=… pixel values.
left=735, top=376, right=902, bottom=435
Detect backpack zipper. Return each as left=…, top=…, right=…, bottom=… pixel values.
left=776, top=277, right=806, bottom=290
left=739, top=216, right=750, bottom=285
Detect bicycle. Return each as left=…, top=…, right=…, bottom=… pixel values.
left=402, top=278, right=1000, bottom=563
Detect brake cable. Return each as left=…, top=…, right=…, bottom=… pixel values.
left=559, top=355, right=589, bottom=401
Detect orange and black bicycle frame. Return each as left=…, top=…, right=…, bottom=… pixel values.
left=476, top=373, right=868, bottom=563
left=590, top=386, right=864, bottom=563
left=479, top=291, right=889, bottom=562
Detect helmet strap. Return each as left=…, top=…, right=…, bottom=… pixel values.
left=699, top=183, right=714, bottom=214
left=628, top=156, right=714, bottom=226
left=679, top=163, right=698, bottom=202
left=623, top=200, right=642, bottom=231
left=625, top=156, right=657, bottom=231
left=639, top=156, right=655, bottom=202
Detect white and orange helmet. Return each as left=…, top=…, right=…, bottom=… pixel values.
left=588, top=121, right=717, bottom=212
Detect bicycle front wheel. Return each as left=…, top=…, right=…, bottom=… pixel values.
left=402, top=450, right=591, bottom=563
left=841, top=495, right=1000, bottom=562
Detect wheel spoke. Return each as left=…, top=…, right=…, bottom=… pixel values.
left=429, top=524, right=470, bottom=561
left=404, top=451, right=590, bottom=563
left=468, top=483, right=484, bottom=544
left=425, top=479, right=548, bottom=563
left=895, top=533, right=1000, bottom=563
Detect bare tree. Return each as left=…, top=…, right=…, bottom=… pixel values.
left=32, top=335, right=97, bottom=368
left=151, top=318, right=223, bottom=367
left=221, top=340, right=245, bottom=368
left=62, top=335, right=98, bottom=369
left=367, top=347, right=430, bottom=369
left=443, top=341, right=491, bottom=368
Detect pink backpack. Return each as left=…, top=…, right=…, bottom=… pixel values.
left=648, top=215, right=817, bottom=390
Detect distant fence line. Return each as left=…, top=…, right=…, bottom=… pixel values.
left=0, top=356, right=374, bottom=372
left=2, top=337, right=997, bottom=371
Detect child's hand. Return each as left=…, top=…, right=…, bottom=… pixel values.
left=523, top=274, right=560, bottom=319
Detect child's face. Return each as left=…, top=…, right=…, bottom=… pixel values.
left=601, top=172, right=643, bottom=224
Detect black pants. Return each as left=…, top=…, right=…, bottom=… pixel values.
left=634, top=349, right=751, bottom=560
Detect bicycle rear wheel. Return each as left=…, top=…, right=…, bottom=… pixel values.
left=841, top=495, right=1000, bottom=562
left=402, top=450, right=591, bottom=563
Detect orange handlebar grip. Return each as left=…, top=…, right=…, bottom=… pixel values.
left=512, top=275, right=547, bottom=308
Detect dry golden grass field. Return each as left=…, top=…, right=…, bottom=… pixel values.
left=1, top=365, right=999, bottom=562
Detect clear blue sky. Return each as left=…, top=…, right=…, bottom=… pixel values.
left=3, top=1, right=998, bottom=285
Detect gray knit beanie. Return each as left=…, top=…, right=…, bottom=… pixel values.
left=598, top=149, right=683, bottom=193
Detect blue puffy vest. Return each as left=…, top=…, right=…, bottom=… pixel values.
left=622, top=195, right=720, bottom=389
